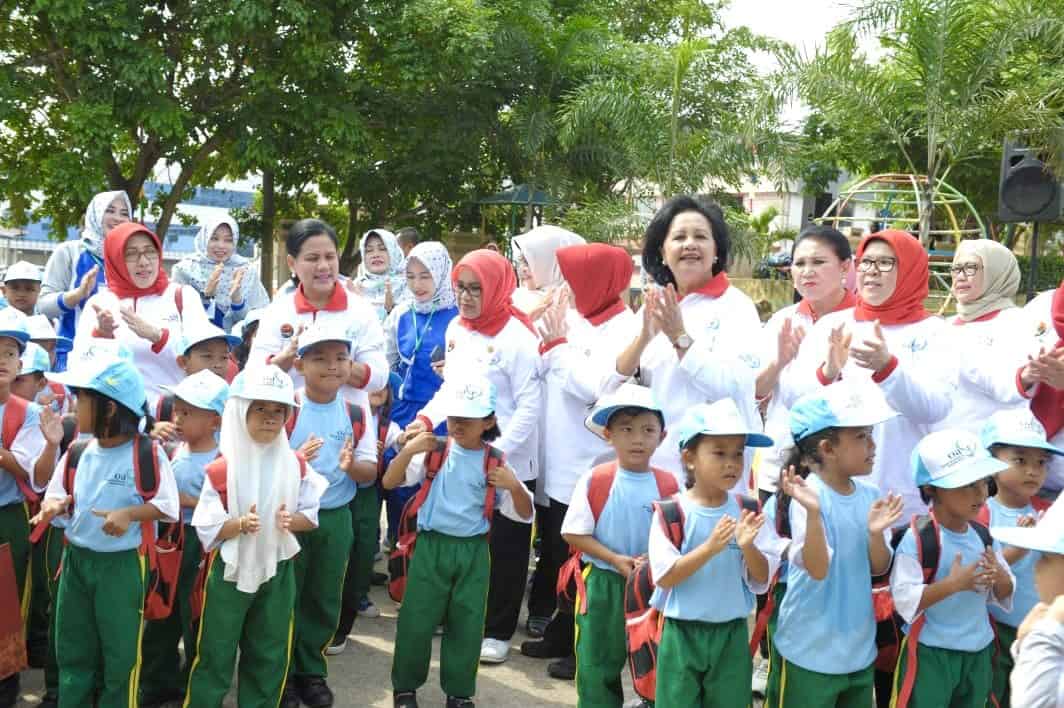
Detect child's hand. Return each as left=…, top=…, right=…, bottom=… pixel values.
left=975, top=548, right=1006, bottom=590
left=398, top=419, right=429, bottom=446
left=377, top=440, right=385, bottom=456
left=1017, top=514, right=1037, bottom=528
left=92, top=507, right=133, bottom=536
left=943, top=552, right=982, bottom=593
left=610, top=554, right=638, bottom=577
left=780, top=466, right=820, bottom=514
left=151, top=421, right=179, bottom=443
left=339, top=437, right=356, bottom=473
left=93, top=304, right=118, bottom=338
left=297, top=435, right=323, bottom=462
left=276, top=503, right=293, bottom=533
left=488, top=464, right=520, bottom=492
left=405, top=431, right=439, bottom=456
left=706, top=515, right=737, bottom=556
left=30, top=496, right=71, bottom=526
left=240, top=504, right=260, bottom=534
left=39, top=406, right=63, bottom=446
left=868, top=492, right=903, bottom=535
left=734, top=510, right=764, bottom=549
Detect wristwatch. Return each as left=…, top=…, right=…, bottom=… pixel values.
left=672, top=333, right=693, bottom=351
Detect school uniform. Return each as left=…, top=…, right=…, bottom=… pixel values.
left=74, top=282, right=210, bottom=405
left=139, top=444, right=218, bottom=704
left=648, top=494, right=772, bottom=707
left=561, top=466, right=675, bottom=707
left=44, top=438, right=179, bottom=708
left=391, top=443, right=533, bottom=698
left=889, top=523, right=1015, bottom=707
left=756, top=476, right=889, bottom=707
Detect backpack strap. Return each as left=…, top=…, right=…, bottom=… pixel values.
left=650, top=467, right=680, bottom=498
left=1032, top=496, right=1052, bottom=514
left=206, top=458, right=229, bottom=511
left=587, top=461, right=619, bottom=522
left=156, top=393, right=175, bottom=423
left=970, top=520, right=992, bottom=549
left=912, top=514, right=941, bottom=583
left=62, top=439, right=92, bottom=516
left=974, top=503, right=990, bottom=528
left=48, top=382, right=66, bottom=410
left=284, top=392, right=302, bottom=437
left=133, top=435, right=160, bottom=502
left=59, top=415, right=78, bottom=457
left=482, top=445, right=505, bottom=521
left=346, top=402, right=365, bottom=444
left=654, top=499, right=686, bottom=548
left=2, top=394, right=28, bottom=451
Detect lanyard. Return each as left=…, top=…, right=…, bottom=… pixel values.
left=408, top=307, right=436, bottom=361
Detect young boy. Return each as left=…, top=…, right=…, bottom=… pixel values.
left=283, top=323, right=378, bottom=708
left=979, top=408, right=1062, bottom=705
left=153, top=322, right=239, bottom=441
left=890, top=429, right=1016, bottom=708
left=2, top=261, right=42, bottom=317
left=139, top=370, right=229, bottom=707
left=26, top=315, right=73, bottom=407
left=561, top=383, right=676, bottom=707
left=385, top=373, right=532, bottom=708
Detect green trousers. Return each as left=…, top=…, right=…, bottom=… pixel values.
left=292, top=506, right=353, bottom=679
left=55, top=545, right=146, bottom=708
left=42, top=525, right=64, bottom=698
left=574, top=566, right=627, bottom=708
left=140, top=525, right=202, bottom=702
left=0, top=502, right=31, bottom=619
left=391, top=531, right=489, bottom=698
left=990, top=620, right=1015, bottom=708
left=765, top=647, right=873, bottom=708
left=656, top=617, right=751, bottom=708
left=890, top=638, right=992, bottom=708
left=183, top=552, right=296, bottom=708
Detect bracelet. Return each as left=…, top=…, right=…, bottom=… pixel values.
left=238, top=516, right=246, bottom=534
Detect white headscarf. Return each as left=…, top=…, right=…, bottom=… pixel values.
left=218, top=396, right=302, bottom=593
left=406, top=241, right=456, bottom=314
left=81, top=190, right=133, bottom=259
left=183, top=215, right=252, bottom=312
left=954, top=239, right=1021, bottom=322
left=356, top=229, right=409, bottom=318
left=512, top=225, right=586, bottom=289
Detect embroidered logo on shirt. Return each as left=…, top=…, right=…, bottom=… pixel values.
left=908, top=337, right=928, bottom=353
left=739, top=353, right=760, bottom=369
left=280, top=323, right=294, bottom=339
left=1035, top=322, right=1048, bottom=338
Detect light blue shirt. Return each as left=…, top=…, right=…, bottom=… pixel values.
left=65, top=440, right=170, bottom=552
left=898, top=524, right=999, bottom=652
left=585, top=468, right=662, bottom=573
left=987, top=498, right=1039, bottom=628
left=773, top=476, right=881, bottom=675
left=0, top=399, right=41, bottom=507
left=651, top=494, right=755, bottom=622
left=288, top=395, right=358, bottom=510
left=418, top=444, right=497, bottom=537
left=171, top=446, right=218, bottom=524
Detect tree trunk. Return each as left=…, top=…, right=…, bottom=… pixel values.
left=154, top=133, right=224, bottom=238
left=340, top=190, right=361, bottom=276
left=260, top=169, right=276, bottom=294
left=917, top=181, right=933, bottom=246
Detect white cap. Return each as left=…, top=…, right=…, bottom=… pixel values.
left=981, top=408, right=1064, bottom=456
left=160, top=370, right=230, bottom=415
left=229, top=365, right=297, bottom=407
left=913, top=429, right=1009, bottom=489
left=675, top=399, right=773, bottom=450
left=438, top=374, right=497, bottom=418
left=25, top=315, right=72, bottom=353
left=790, top=380, right=898, bottom=443
left=67, top=339, right=134, bottom=369
left=585, top=383, right=663, bottom=441
left=297, top=322, right=353, bottom=357
left=179, top=322, right=239, bottom=355
left=19, top=342, right=51, bottom=376
left=991, top=499, right=1064, bottom=554
left=3, top=261, right=41, bottom=283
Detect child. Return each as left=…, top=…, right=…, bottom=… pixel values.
left=11, top=342, right=51, bottom=408
left=2, top=261, right=42, bottom=317
left=26, top=315, right=72, bottom=407
left=230, top=307, right=264, bottom=372
left=649, top=399, right=774, bottom=707
left=139, top=370, right=229, bottom=708
left=991, top=499, right=1064, bottom=706
left=561, top=383, right=678, bottom=708
left=384, top=373, right=532, bottom=708
left=183, top=365, right=327, bottom=708
left=979, top=408, right=1061, bottom=706
left=331, top=374, right=401, bottom=655
left=757, top=381, right=902, bottom=707
left=31, top=357, right=179, bottom=708
left=889, top=429, right=1016, bottom=708
left=282, top=324, right=378, bottom=708
left=153, top=322, right=239, bottom=441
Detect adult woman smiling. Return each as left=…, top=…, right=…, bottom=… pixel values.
left=73, top=222, right=210, bottom=405
left=249, top=219, right=388, bottom=400
left=614, top=196, right=764, bottom=484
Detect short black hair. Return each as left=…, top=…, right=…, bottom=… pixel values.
left=919, top=485, right=935, bottom=505
left=642, top=196, right=731, bottom=287
left=792, top=224, right=852, bottom=262
left=782, top=428, right=841, bottom=480
left=482, top=422, right=501, bottom=442
left=397, top=227, right=420, bottom=246
left=75, top=388, right=152, bottom=440
left=232, top=320, right=260, bottom=370
left=605, top=406, right=665, bottom=430
left=286, top=219, right=339, bottom=286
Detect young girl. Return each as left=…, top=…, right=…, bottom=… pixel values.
left=649, top=399, right=773, bottom=706
left=889, top=429, right=1016, bottom=708
left=32, top=357, right=179, bottom=708
left=756, top=382, right=903, bottom=707
left=183, top=365, right=327, bottom=708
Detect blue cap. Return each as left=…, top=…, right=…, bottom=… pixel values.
left=0, top=308, right=31, bottom=353
left=675, top=399, right=773, bottom=450
left=584, top=383, right=663, bottom=440
left=48, top=358, right=147, bottom=417
left=26, top=315, right=72, bottom=353
left=439, top=374, right=497, bottom=418
left=160, top=370, right=229, bottom=415
left=19, top=342, right=51, bottom=376
left=991, top=499, right=1064, bottom=554
left=913, top=429, right=1009, bottom=489
left=790, top=380, right=897, bottom=443
left=179, top=322, right=240, bottom=355
left=297, top=322, right=353, bottom=357
left=229, top=365, right=297, bottom=407
left=981, top=409, right=1064, bottom=457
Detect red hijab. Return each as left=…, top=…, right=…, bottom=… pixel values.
left=1031, top=284, right=1064, bottom=437
left=103, top=222, right=169, bottom=299
left=556, top=243, right=633, bottom=326
left=453, top=249, right=535, bottom=337
left=853, top=230, right=930, bottom=325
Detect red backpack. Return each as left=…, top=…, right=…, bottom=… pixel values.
left=60, top=435, right=181, bottom=621
left=284, top=392, right=366, bottom=444
left=625, top=494, right=760, bottom=703
left=1, top=395, right=39, bottom=513
left=555, top=462, right=679, bottom=614
left=387, top=439, right=504, bottom=603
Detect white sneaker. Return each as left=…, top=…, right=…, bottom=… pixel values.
left=326, top=637, right=347, bottom=656
left=752, top=656, right=769, bottom=695
left=358, top=597, right=381, bottom=618
left=479, top=638, right=510, bottom=664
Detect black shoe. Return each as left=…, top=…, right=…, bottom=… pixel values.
left=520, top=638, right=569, bottom=659
left=547, top=655, right=576, bottom=680
left=0, top=674, right=18, bottom=708
left=26, top=643, right=47, bottom=669
left=281, top=678, right=300, bottom=708
left=297, top=676, right=335, bottom=708
left=446, top=698, right=475, bottom=708
left=525, top=615, right=550, bottom=638
left=372, top=571, right=388, bottom=586
left=393, top=690, right=418, bottom=708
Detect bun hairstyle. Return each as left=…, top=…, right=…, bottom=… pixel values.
left=792, top=224, right=852, bottom=262
left=286, top=219, right=339, bottom=286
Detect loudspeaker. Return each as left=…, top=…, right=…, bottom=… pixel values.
left=999, top=134, right=1063, bottom=223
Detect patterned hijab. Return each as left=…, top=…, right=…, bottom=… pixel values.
left=182, top=215, right=250, bottom=312
left=406, top=241, right=456, bottom=314
left=81, top=190, right=133, bottom=259
left=356, top=229, right=409, bottom=318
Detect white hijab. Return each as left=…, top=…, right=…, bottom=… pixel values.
left=81, top=190, right=133, bottom=259
left=183, top=215, right=252, bottom=313
left=219, top=396, right=302, bottom=593
left=512, top=225, right=585, bottom=289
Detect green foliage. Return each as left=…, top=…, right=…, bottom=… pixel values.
left=1017, top=254, right=1064, bottom=293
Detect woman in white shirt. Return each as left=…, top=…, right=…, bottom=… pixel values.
left=74, top=222, right=209, bottom=406
left=511, top=225, right=585, bottom=321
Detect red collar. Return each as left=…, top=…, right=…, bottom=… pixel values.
left=294, top=282, right=347, bottom=314
left=680, top=271, right=730, bottom=300
left=953, top=309, right=1002, bottom=325
left=797, top=290, right=857, bottom=324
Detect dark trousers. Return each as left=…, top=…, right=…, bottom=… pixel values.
left=535, top=499, right=575, bottom=653
left=483, top=481, right=535, bottom=642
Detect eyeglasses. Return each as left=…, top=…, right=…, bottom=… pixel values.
left=124, top=248, right=159, bottom=264
left=857, top=257, right=897, bottom=274
left=949, top=263, right=981, bottom=277
left=455, top=283, right=482, bottom=299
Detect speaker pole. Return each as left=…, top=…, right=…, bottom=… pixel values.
left=1027, top=221, right=1040, bottom=303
